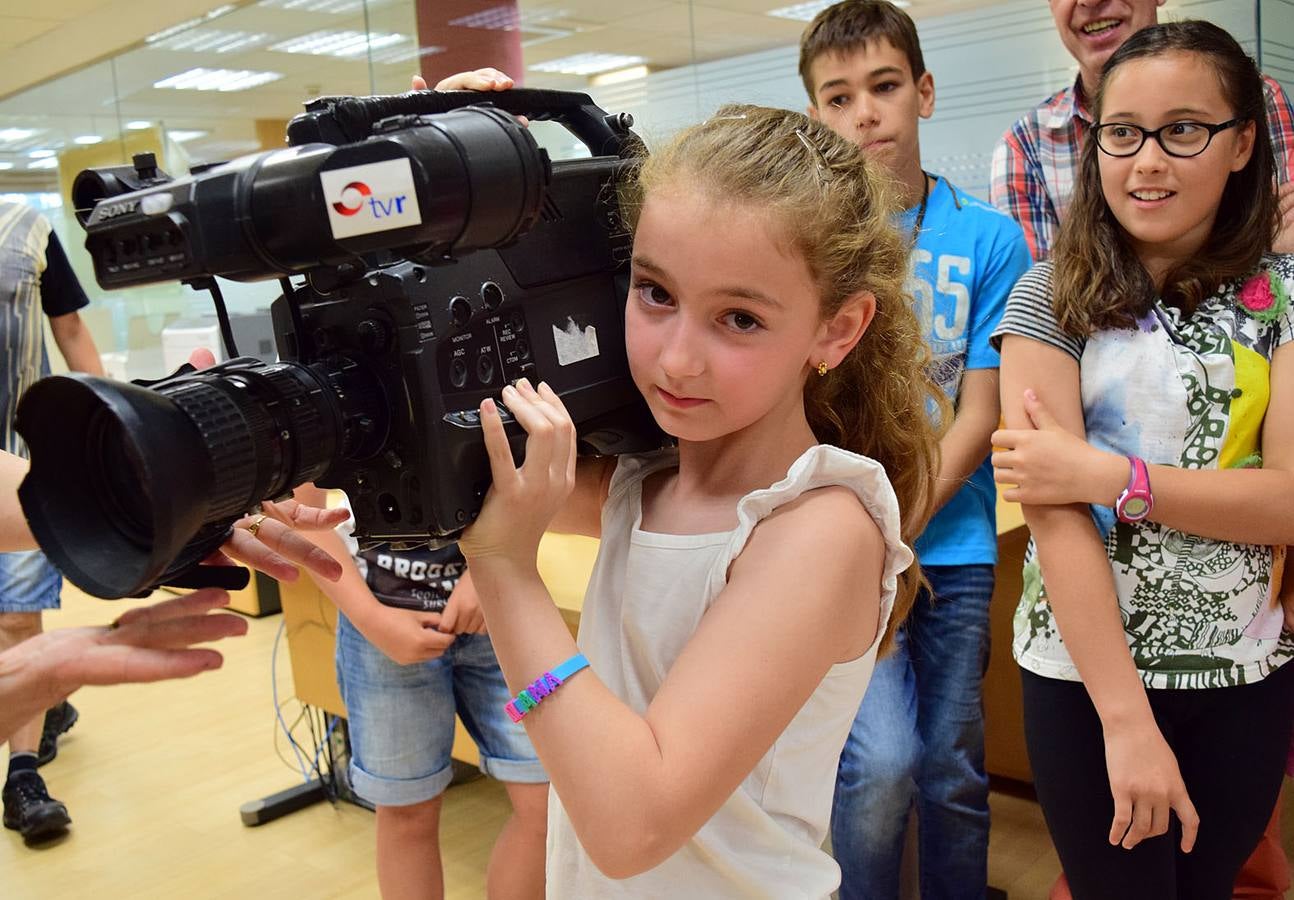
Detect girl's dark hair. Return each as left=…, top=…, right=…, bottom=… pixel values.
left=621, top=105, right=948, bottom=654
left=1051, top=20, right=1277, bottom=336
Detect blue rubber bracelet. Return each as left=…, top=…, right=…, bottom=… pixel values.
left=504, top=653, right=589, bottom=723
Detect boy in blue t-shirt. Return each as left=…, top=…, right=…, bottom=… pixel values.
left=799, top=3, right=1031, bottom=896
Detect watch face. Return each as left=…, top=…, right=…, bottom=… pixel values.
left=1122, top=497, right=1150, bottom=519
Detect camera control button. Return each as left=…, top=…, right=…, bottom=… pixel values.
left=449, top=357, right=469, bottom=388
left=449, top=296, right=473, bottom=327
left=481, top=281, right=504, bottom=309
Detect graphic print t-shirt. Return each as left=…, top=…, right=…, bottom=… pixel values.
left=992, top=254, right=1294, bottom=689
left=902, top=177, right=1032, bottom=566
left=336, top=494, right=465, bottom=612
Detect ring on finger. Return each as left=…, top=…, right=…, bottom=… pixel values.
left=246, top=513, right=269, bottom=538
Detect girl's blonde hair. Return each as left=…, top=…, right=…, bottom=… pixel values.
left=622, top=104, right=947, bottom=652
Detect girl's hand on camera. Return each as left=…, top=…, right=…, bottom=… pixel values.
left=459, top=379, right=576, bottom=570
left=413, top=69, right=515, bottom=92
left=410, top=71, right=528, bottom=125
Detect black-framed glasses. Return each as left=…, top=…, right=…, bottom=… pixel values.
left=1093, top=118, right=1245, bottom=158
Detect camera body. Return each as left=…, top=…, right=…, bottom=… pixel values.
left=272, top=156, right=651, bottom=542
left=16, top=89, right=663, bottom=599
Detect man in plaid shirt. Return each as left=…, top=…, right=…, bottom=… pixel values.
left=990, top=0, right=1294, bottom=261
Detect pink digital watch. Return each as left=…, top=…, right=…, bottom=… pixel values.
left=1115, top=456, right=1154, bottom=523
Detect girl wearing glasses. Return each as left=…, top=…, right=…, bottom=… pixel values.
left=990, top=20, right=1294, bottom=899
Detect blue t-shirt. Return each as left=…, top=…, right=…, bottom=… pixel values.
left=902, top=176, right=1031, bottom=566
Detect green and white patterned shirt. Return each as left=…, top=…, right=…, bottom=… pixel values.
left=994, top=254, right=1294, bottom=690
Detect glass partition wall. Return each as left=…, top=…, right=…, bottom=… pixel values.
left=0, top=0, right=1280, bottom=376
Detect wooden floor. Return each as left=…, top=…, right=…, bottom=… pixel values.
left=1, top=586, right=1288, bottom=899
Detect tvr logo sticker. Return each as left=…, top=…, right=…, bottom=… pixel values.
left=321, top=159, right=423, bottom=239
left=332, top=181, right=372, bottom=216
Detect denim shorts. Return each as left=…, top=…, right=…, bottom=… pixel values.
left=335, top=613, right=548, bottom=807
left=0, top=550, right=62, bottom=613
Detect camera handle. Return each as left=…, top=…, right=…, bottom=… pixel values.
left=288, top=88, right=635, bottom=159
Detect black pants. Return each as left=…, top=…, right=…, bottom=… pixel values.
left=1020, top=662, right=1294, bottom=900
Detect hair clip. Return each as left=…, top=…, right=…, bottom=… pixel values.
left=794, top=127, right=834, bottom=181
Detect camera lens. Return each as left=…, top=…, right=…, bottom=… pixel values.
left=15, top=357, right=387, bottom=598
left=87, top=409, right=153, bottom=548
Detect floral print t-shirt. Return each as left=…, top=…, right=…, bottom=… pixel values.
left=993, top=254, right=1294, bottom=689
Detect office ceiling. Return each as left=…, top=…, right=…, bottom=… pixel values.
left=0, top=0, right=1004, bottom=187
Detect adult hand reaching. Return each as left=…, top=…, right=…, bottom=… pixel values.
left=0, top=589, right=247, bottom=743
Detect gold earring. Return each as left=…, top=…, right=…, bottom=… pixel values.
left=817, top=361, right=829, bottom=377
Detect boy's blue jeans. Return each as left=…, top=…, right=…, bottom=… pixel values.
left=831, top=564, right=995, bottom=900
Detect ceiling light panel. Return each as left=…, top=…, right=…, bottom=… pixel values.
left=257, top=0, right=392, bottom=13
left=449, top=6, right=521, bottom=29
left=767, top=0, right=906, bottom=19
left=145, top=4, right=239, bottom=44
left=149, top=28, right=273, bottom=54
left=529, top=53, right=647, bottom=76
left=270, top=30, right=410, bottom=59
left=154, top=68, right=284, bottom=92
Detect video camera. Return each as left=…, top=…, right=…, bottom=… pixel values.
left=15, top=89, right=662, bottom=599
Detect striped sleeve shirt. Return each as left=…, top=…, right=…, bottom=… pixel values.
left=990, top=75, right=1294, bottom=261
left=989, top=260, right=1084, bottom=360
left=0, top=203, right=89, bottom=456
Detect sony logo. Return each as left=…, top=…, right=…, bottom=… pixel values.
left=95, top=200, right=139, bottom=221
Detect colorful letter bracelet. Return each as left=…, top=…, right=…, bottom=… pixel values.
left=504, top=653, right=590, bottom=723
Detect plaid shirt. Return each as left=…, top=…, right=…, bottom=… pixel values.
left=990, top=75, right=1294, bottom=260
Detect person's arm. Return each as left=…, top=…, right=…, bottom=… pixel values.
left=989, top=125, right=1056, bottom=262
left=931, top=223, right=1031, bottom=512
left=38, top=231, right=104, bottom=376
left=0, top=451, right=32, bottom=552
left=0, top=588, right=246, bottom=744
left=460, top=381, right=885, bottom=878
left=47, top=311, right=103, bottom=376
left=998, top=335, right=1198, bottom=852
left=992, top=342, right=1294, bottom=548
left=931, top=369, right=999, bottom=512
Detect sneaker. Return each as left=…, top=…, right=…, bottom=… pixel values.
left=2, top=771, right=71, bottom=841
left=36, top=701, right=78, bottom=767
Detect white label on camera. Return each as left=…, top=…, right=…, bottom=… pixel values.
left=320, top=158, right=422, bottom=240
left=552, top=316, right=599, bottom=366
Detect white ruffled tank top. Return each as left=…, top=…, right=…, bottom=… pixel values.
left=546, top=444, right=914, bottom=898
